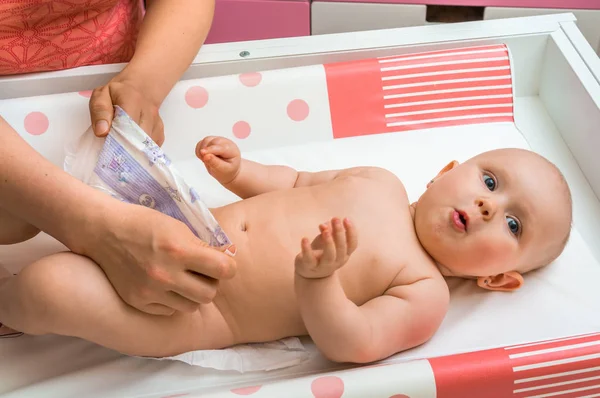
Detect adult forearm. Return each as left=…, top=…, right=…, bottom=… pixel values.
left=115, top=0, right=215, bottom=106
left=0, top=117, right=109, bottom=252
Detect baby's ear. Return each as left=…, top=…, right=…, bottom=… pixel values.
left=477, top=271, right=524, bottom=292
left=427, top=160, right=460, bottom=188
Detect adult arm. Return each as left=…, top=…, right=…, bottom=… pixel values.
left=90, top=0, right=215, bottom=143
left=0, top=116, right=236, bottom=316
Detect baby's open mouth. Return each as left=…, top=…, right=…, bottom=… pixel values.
left=458, top=212, right=467, bottom=227
left=452, top=209, right=468, bottom=232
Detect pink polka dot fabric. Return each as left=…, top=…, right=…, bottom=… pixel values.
left=311, top=376, right=344, bottom=398
left=24, top=112, right=49, bottom=135
left=185, top=86, right=209, bottom=109
left=232, top=121, right=251, bottom=139
left=239, top=72, right=262, bottom=87
left=287, top=99, right=310, bottom=122
left=231, top=385, right=262, bottom=395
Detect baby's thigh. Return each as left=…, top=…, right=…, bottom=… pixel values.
left=8, top=252, right=235, bottom=356
left=20, top=252, right=233, bottom=354
left=0, top=251, right=109, bottom=335
left=9, top=252, right=115, bottom=323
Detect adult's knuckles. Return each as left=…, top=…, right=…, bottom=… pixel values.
left=157, top=239, right=187, bottom=261
left=145, top=264, right=175, bottom=286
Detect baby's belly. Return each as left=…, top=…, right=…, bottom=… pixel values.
left=207, top=189, right=396, bottom=344
left=210, top=202, right=308, bottom=344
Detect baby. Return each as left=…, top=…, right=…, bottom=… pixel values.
left=0, top=137, right=572, bottom=364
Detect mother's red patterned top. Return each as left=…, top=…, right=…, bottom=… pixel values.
left=0, top=0, right=144, bottom=75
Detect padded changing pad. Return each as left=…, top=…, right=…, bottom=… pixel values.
left=1, top=44, right=600, bottom=398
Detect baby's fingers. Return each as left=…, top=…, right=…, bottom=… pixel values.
left=201, top=144, right=225, bottom=157
left=299, top=237, right=317, bottom=268
left=195, top=137, right=216, bottom=157
left=202, top=153, right=227, bottom=172
left=331, top=218, right=347, bottom=261
left=319, top=225, right=336, bottom=265
left=344, top=218, right=358, bottom=255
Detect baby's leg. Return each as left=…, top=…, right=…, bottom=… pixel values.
left=0, top=265, right=22, bottom=337
left=0, top=252, right=234, bottom=357
left=0, top=206, right=40, bottom=245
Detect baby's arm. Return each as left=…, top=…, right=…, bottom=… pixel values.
left=229, top=162, right=374, bottom=199
left=197, top=136, right=380, bottom=199
left=294, top=219, right=449, bottom=363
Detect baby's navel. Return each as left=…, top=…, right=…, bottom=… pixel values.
left=240, top=222, right=247, bottom=232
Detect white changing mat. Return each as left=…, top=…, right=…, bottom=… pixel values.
left=2, top=122, right=600, bottom=398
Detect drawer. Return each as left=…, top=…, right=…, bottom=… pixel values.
left=311, top=2, right=426, bottom=35
left=206, top=0, right=310, bottom=44
left=485, top=7, right=600, bottom=53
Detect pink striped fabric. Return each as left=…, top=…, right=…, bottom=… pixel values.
left=324, top=44, right=515, bottom=139
left=430, top=332, right=600, bottom=398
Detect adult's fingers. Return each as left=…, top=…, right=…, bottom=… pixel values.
left=138, top=108, right=156, bottom=138
left=114, top=95, right=143, bottom=127
left=89, top=87, right=115, bottom=137
left=151, top=115, right=165, bottom=146
left=184, top=243, right=237, bottom=280
left=161, top=291, right=201, bottom=313
left=172, top=272, right=219, bottom=305
left=141, top=303, right=176, bottom=316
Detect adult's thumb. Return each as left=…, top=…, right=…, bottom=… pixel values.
left=89, top=88, right=114, bottom=137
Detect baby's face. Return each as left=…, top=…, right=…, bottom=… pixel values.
left=414, top=148, right=571, bottom=285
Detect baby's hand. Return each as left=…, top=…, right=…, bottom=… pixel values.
left=295, top=217, right=358, bottom=279
left=196, top=136, right=241, bottom=185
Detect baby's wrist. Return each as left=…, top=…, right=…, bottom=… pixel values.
left=220, top=167, right=242, bottom=188
left=294, top=269, right=337, bottom=281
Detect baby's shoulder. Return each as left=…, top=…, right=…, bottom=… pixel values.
left=339, top=167, right=406, bottom=195
left=354, top=167, right=402, bottom=184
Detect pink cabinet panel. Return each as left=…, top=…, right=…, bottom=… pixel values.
left=206, top=0, right=311, bottom=44
left=313, top=0, right=600, bottom=10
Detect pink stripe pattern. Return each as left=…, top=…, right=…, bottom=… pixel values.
left=430, top=333, right=600, bottom=398
left=325, top=44, right=515, bottom=139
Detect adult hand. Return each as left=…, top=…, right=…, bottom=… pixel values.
left=83, top=200, right=237, bottom=316
left=89, top=78, right=166, bottom=146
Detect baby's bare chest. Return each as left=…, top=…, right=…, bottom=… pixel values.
left=241, top=178, right=411, bottom=246
left=215, top=179, right=437, bottom=331
left=234, top=179, right=425, bottom=283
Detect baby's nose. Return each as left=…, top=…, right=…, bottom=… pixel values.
left=476, top=197, right=497, bottom=220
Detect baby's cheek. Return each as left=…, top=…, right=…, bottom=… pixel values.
left=470, top=234, right=519, bottom=273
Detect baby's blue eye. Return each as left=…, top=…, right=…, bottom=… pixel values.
left=507, top=216, right=520, bottom=235
left=483, top=174, right=496, bottom=191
